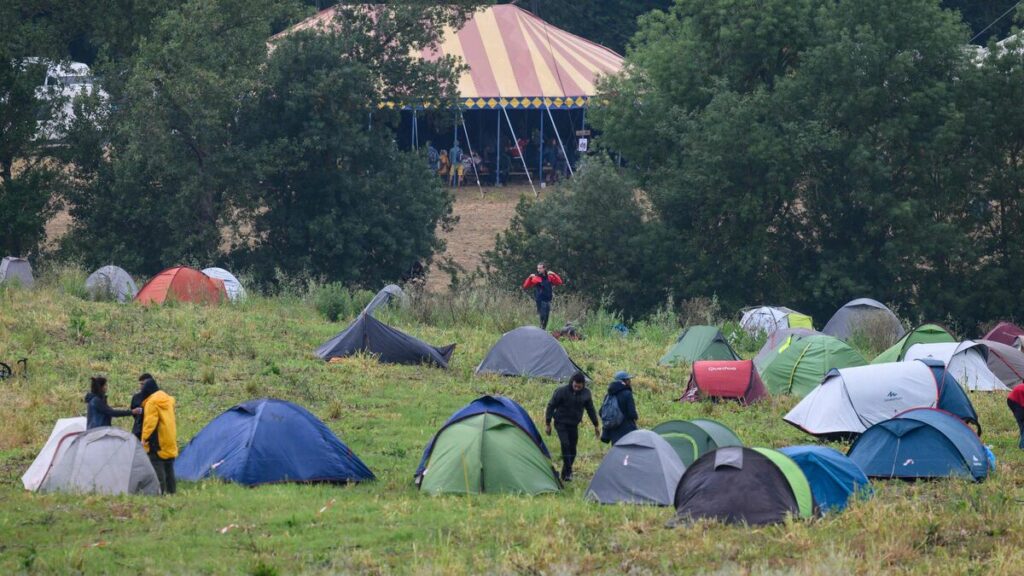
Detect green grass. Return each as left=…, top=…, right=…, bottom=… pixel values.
left=2, top=276, right=1024, bottom=575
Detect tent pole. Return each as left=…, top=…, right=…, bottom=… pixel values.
left=502, top=106, right=537, bottom=197
left=459, top=109, right=484, bottom=197
left=538, top=107, right=544, bottom=185
left=412, top=108, right=418, bottom=150
left=546, top=106, right=574, bottom=178
left=495, top=108, right=501, bottom=186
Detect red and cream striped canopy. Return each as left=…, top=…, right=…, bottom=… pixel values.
left=279, top=4, right=624, bottom=109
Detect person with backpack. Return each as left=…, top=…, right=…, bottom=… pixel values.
left=521, top=262, right=563, bottom=329
left=600, top=371, right=638, bottom=445
left=545, top=372, right=599, bottom=482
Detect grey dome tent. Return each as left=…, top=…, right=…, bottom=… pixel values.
left=362, top=284, right=407, bottom=316
left=22, top=416, right=86, bottom=491
left=39, top=427, right=160, bottom=495
left=585, top=430, right=685, bottom=506
left=315, top=313, right=455, bottom=368
left=202, top=267, right=246, bottom=301
left=475, top=326, right=584, bottom=382
left=978, top=339, right=1024, bottom=387
left=904, top=341, right=1008, bottom=391
left=822, top=298, right=905, bottom=341
left=85, top=265, right=138, bottom=302
left=0, top=256, right=34, bottom=288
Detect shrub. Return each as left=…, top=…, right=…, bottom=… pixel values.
left=313, top=283, right=355, bottom=322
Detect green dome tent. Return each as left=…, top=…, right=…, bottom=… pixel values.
left=759, top=335, right=867, bottom=397
left=659, top=326, right=739, bottom=366
left=652, top=419, right=742, bottom=466
left=871, top=323, right=955, bottom=364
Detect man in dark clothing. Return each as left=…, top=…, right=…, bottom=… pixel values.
left=130, top=373, right=152, bottom=439
left=1008, top=383, right=1024, bottom=449
left=545, top=372, right=599, bottom=481
left=522, top=262, right=563, bottom=330
left=600, top=371, right=639, bottom=445
left=85, top=376, right=141, bottom=429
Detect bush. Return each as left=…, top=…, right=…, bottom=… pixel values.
left=313, top=283, right=356, bottom=322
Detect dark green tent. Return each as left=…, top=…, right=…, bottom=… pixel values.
left=659, top=326, right=740, bottom=366
left=758, top=335, right=867, bottom=397
left=871, top=323, right=955, bottom=364
left=652, top=419, right=742, bottom=466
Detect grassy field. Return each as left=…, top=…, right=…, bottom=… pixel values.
left=2, top=271, right=1024, bottom=575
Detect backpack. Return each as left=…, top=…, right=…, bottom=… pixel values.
left=599, top=393, right=624, bottom=430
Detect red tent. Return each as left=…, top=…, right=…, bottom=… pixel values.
left=136, top=267, right=227, bottom=305
left=983, top=322, right=1024, bottom=347
left=682, top=360, right=768, bottom=405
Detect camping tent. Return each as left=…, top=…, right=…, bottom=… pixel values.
left=85, top=265, right=138, bottom=302
left=585, top=430, right=685, bottom=506
left=821, top=298, right=905, bottom=341
left=978, top=339, right=1024, bottom=387
left=315, top=313, right=455, bottom=368
left=778, top=446, right=871, bottom=512
left=784, top=359, right=979, bottom=439
left=740, top=306, right=813, bottom=336
left=983, top=322, right=1024, bottom=348
left=651, top=419, right=742, bottom=466
left=871, top=323, right=955, bottom=364
left=758, top=334, right=867, bottom=397
left=681, top=360, right=767, bottom=404
left=475, top=326, right=584, bottom=382
left=904, top=341, right=1008, bottom=391
left=659, top=326, right=740, bottom=366
left=175, top=398, right=374, bottom=486
left=21, top=417, right=86, bottom=491
left=135, top=266, right=227, bottom=305
left=202, top=267, right=246, bottom=301
left=672, top=447, right=814, bottom=526
left=416, top=397, right=558, bottom=495
left=754, top=328, right=822, bottom=369
left=0, top=256, right=34, bottom=288
left=38, top=427, right=160, bottom=495
left=362, top=284, right=406, bottom=316
left=847, top=408, right=989, bottom=481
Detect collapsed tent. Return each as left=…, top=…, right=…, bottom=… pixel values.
left=315, top=313, right=455, bottom=368
left=21, top=417, right=86, bottom=491
left=758, top=334, right=867, bottom=397
left=475, top=326, right=584, bottom=382
left=904, top=341, right=1008, bottom=391
left=847, top=408, right=989, bottom=481
left=754, top=328, right=822, bottom=369
left=39, top=427, right=160, bottom=495
left=778, top=446, right=871, bottom=512
left=175, top=398, right=374, bottom=486
left=784, top=359, right=979, bottom=439
left=871, top=323, right=955, bottom=364
left=983, top=322, right=1024, bottom=348
left=681, top=360, right=767, bottom=404
left=202, top=267, right=246, bottom=301
left=85, top=265, right=138, bottom=302
left=978, top=339, right=1024, bottom=387
left=135, top=266, right=227, bottom=305
left=0, top=256, right=34, bottom=288
left=652, top=419, right=742, bottom=466
left=585, top=430, right=685, bottom=506
left=362, top=284, right=406, bottom=316
left=672, top=447, right=814, bottom=526
left=822, top=298, right=905, bottom=341
left=740, top=306, right=813, bottom=336
left=659, top=326, right=740, bottom=366
left=416, top=396, right=558, bottom=495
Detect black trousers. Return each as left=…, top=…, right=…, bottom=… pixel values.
left=555, top=424, right=579, bottom=478
left=1009, top=400, right=1024, bottom=449
left=537, top=300, right=551, bottom=330
left=150, top=454, right=177, bottom=494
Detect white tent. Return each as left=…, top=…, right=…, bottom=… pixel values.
left=39, top=427, right=161, bottom=495
left=21, top=417, right=86, bottom=491
left=740, top=306, right=812, bottom=336
left=202, top=267, right=246, bottom=301
left=904, top=341, right=1008, bottom=392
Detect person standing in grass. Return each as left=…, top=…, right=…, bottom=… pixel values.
left=1008, top=382, right=1024, bottom=449
left=139, top=375, right=179, bottom=494
left=600, top=371, right=638, bottom=445
left=84, top=376, right=141, bottom=429
left=522, top=262, right=563, bottom=330
left=545, top=372, right=599, bottom=482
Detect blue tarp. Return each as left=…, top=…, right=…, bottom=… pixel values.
left=779, top=445, right=871, bottom=512
left=175, top=398, right=374, bottom=486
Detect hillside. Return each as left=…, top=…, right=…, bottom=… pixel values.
left=1, top=276, right=1023, bottom=574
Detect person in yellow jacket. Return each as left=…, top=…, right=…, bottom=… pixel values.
left=138, top=375, right=178, bottom=494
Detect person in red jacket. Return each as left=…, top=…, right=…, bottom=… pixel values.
left=1008, top=383, right=1024, bottom=449
left=522, top=262, right=563, bottom=329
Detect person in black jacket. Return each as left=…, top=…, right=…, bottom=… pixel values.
left=84, top=376, right=141, bottom=429
left=130, top=373, right=154, bottom=439
left=545, top=372, right=599, bottom=481
left=600, top=371, right=638, bottom=445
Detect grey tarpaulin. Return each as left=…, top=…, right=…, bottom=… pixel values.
left=39, top=427, right=161, bottom=495
left=585, top=430, right=685, bottom=506
left=85, top=265, right=138, bottom=302
left=475, top=326, right=584, bottom=382
left=0, top=256, right=34, bottom=288
left=315, top=313, right=455, bottom=368
left=822, top=298, right=905, bottom=341
left=362, top=284, right=407, bottom=316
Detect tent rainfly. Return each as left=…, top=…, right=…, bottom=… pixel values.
left=871, top=323, right=955, bottom=364
left=202, top=267, right=246, bottom=301
left=136, top=266, right=227, bottom=305
left=983, top=322, right=1024, bottom=348
left=903, top=341, right=1008, bottom=391
left=778, top=446, right=871, bottom=513
left=475, top=326, right=584, bottom=382
left=315, top=313, right=455, bottom=368
left=362, top=284, right=406, bottom=316
left=38, top=427, right=161, bottom=495
left=978, top=339, right=1024, bottom=387
left=681, top=360, right=767, bottom=405
left=754, top=328, right=823, bottom=369
left=0, top=256, right=34, bottom=288
left=85, top=265, right=138, bottom=302
left=740, top=306, right=813, bottom=336
left=585, top=430, right=685, bottom=506
left=821, top=298, right=905, bottom=341
left=757, top=334, right=867, bottom=398
left=659, top=326, right=740, bottom=366
left=21, top=417, right=86, bottom=491
left=651, top=419, right=743, bottom=467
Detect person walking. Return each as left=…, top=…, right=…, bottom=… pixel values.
left=138, top=375, right=178, bottom=494
left=545, top=372, right=599, bottom=482
left=600, top=371, right=638, bottom=445
left=522, top=262, right=563, bottom=330
left=84, top=376, right=140, bottom=429
left=1008, top=382, right=1024, bottom=449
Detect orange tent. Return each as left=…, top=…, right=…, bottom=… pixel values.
left=135, top=267, right=227, bottom=305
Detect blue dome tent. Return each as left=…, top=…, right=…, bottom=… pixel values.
left=778, top=446, right=871, bottom=512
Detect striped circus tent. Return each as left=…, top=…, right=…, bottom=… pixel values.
left=277, top=4, right=623, bottom=109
